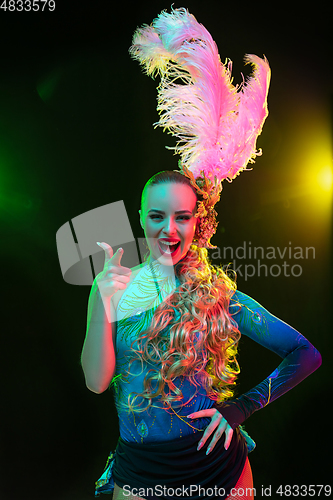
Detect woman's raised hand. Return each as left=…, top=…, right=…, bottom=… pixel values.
left=95, top=242, right=132, bottom=300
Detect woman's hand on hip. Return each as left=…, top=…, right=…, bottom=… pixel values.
left=186, top=408, right=233, bottom=455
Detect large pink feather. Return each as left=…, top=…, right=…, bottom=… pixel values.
left=129, top=7, right=271, bottom=184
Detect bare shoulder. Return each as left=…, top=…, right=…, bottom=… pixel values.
left=111, top=261, right=146, bottom=311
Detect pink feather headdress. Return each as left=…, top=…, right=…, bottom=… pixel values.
left=130, top=7, right=271, bottom=248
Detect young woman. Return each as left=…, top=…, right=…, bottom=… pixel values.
left=81, top=8, right=322, bottom=499
left=81, top=171, right=321, bottom=500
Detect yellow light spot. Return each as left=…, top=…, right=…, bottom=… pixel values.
left=317, top=165, right=333, bottom=192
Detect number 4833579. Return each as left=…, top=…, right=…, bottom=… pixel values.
left=0, top=0, right=56, bottom=11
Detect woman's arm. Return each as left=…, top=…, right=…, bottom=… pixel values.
left=81, top=244, right=131, bottom=394
left=81, top=282, right=117, bottom=394
left=213, top=290, right=322, bottom=428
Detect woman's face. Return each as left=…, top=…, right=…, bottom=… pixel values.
left=139, top=182, right=198, bottom=266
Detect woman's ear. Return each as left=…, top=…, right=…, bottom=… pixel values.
left=138, top=210, right=143, bottom=228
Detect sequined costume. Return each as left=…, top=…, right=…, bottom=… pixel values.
left=95, top=261, right=321, bottom=498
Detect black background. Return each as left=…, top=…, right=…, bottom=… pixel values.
left=1, top=1, right=332, bottom=499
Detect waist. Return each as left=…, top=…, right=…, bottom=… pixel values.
left=112, top=427, right=248, bottom=499
left=116, top=398, right=215, bottom=443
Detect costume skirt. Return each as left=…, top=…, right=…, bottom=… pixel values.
left=95, top=426, right=254, bottom=499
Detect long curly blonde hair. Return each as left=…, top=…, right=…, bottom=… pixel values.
left=114, top=171, right=241, bottom=414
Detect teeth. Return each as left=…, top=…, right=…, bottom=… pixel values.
left=159, top=241, right=179, bottom=254
left=159, top=241, right=179, bottom=246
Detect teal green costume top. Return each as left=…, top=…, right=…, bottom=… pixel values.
left=111, top=260, right=321, bottom=442
left=95, top=259, right=321, bottom=497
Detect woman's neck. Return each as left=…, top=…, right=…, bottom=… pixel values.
left=146, top=255, right=177, bottom=279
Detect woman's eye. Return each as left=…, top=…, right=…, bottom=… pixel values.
left=149, top=215, right=191, bottom=221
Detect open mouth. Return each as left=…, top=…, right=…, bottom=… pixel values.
left=157, top=240, right=181, bottom=256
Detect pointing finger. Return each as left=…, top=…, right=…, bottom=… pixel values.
left=97, top=244, right=131, bottom=277
left=97, top=242, right=114, bottom=260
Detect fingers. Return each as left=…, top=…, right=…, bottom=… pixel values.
left=97, top=241, right=114, bottom=260
left=194, top=413, right=233, bottom=454
left=97, top=242, right=123, bottom=266
left=110, top=247, right=124, bottom=267
left=105, top=273, right=131, bottom=286
left=196, top=413, right=222, bottom=451
left=224, top=425, right=233, bottom=450
left=95, top=243, right=132, bottom=298
left=97, top=243, right=131, bottom=276
left=106, top=272, right=129, bottom=282
left=205, top=419, right=232, bottom=454
left=187, top=409, right=217, bottom=419
left=108, top=265, right=132, bottom=276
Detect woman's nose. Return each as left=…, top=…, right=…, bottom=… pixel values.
left=162, top=217, right=177, bottom=235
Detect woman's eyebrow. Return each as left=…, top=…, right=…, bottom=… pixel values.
left=148, top=209, right=193, bottom=214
